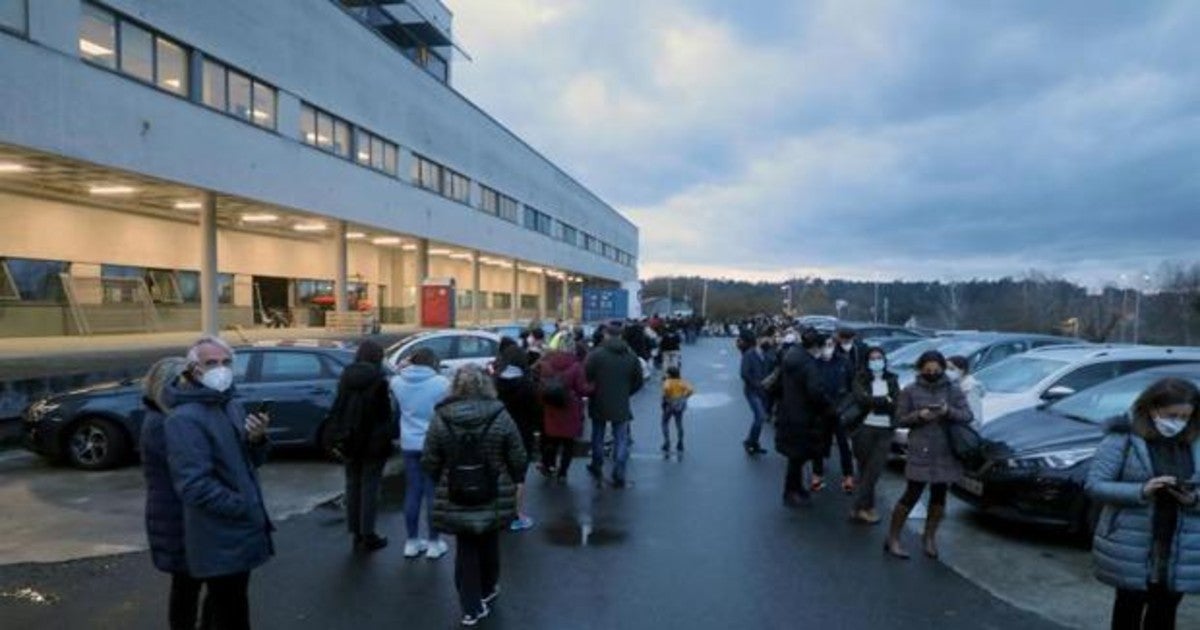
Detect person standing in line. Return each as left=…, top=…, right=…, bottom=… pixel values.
left=884, top=351, right=972, bottom=559
left=1087, top=378, right=1200, bottom=630
left=661, top=366, right=694, bottom=453
left=536, top=347, right=592, bottom=482
left=141, top=357, right=202, bottom=630
left=812, top=336, right=855, bottom=494
left=165, top=336, right=273, bottom=630
left=848, top=347, right=900, bottom=524
left=585, top=323, right=645, bottom=488
left=947, top=355, right=985, bottom=429
left=327, top=340, right=396, bottom=552
left=739, top=333, right=774, bottom=456
left=391, top=347, right=452, bottom=559
left=494, top=344, right=541, bottom=530
left=660, top=324, right=683, bottom=373
left=525, top=327, right=547, bottom=366
left=421, top=365, right=527, bottom=627
left=776, top=328, right=834, bottom=508
left=834, top=327, right=869, bottom=376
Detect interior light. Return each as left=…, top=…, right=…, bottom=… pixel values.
left=315, top=135, right=330, bottom=144
left=304, top=132, right=317, bottom=143
left=293, top=222, right=328, bottom=232
left=0, top=162, right=29, bottom=174
left=79, top=39, right=114, bottom=57
left=429, top=248, right=451, bottom=256
left=241, top=213, right=279, bottom=223
left=449, top=253, right=474, bottom=261
left=372, top=237, right=402, bottom=245
left=163, top=79, right=182, bottom=88
left=89, top=184, right=137, bottom=195
left=400, top=244, right=418, bottom=251
left=252, top=109, right=271, bottom=121
left=357, top=151, right=370, bottom=161
left=174, top=201, right=203, bottom=210
left=346, top=232, right=366, bottom=240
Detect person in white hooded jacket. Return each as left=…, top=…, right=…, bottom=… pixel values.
left=390, top=347, right=451, bottom=559
left=947, top=355, right=985, bottom=430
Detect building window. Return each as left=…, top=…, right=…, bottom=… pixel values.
left=479, top=186, right=499, bottom=216
left=492, top=293, right=512, bottom=310
left=445, top=169, right=470, bottom=204
left=414, top=155, right=442, bottom=192
left=0, top=0, right=26, bottom=34
left=173, top=270, right=232, bottom=304
left=520, top=295, right=538, bottom=310
left=297, top=279, right=334, bottom=305
left=155, top=38, right=188, bottom=95
left=358, top=130, right=397, bottom=176
left=301, top=103, right=395, bottom=175
left=522, top=207, right=552, bottom=235
left=80, top=5, right=189, bottom=97
left=333, top=119, right=351, bottom=158
left=0, top=258, right=68, bottom=303
left=79, top=4, right=117, bottom=69
left=497, top=194, right=519, bottom=223
left=118, top=21, right=153, bottom=82
left=200, top=56, right=276, bottom=129
left=560, top=223, right=578, bottom=246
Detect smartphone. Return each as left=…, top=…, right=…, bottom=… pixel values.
left=255, top=399, right=274, bottom=416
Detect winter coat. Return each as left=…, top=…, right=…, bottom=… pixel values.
left=495, top=365, right=543, bottom=438
left=537, top=351, right=592, bottom=439
left=391, top=365, right=451, bottom=452
left=740, top=348, right=773, bottom=397
left=164, top=384, right=274, bottom=579
left=896, top=376, right=973, bottom=484
left=775, top=347, right=833, bottom=460
left=140, top=397, right=187, bottom=574
left=816, top=355, right=852, bottom=407
left=421, top=398, right=528, bottom=535
left=1087, top=416, right=1200, bottom=593
left=327, top=362, right=396, bottom=461
left=585, top=337, right=645, bottom=423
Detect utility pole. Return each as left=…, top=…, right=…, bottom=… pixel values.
left=701, top=279, right=708, bottom=318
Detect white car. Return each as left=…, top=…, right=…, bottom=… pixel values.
left=384, top=329, right=502, bottom=374
left=974, top=345, right=1200, bottom=425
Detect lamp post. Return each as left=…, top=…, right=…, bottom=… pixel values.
left=1133, top=273, right=1151, bottom=344
left=781, top=283, right=792, bottom=314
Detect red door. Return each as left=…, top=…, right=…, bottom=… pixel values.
left=422, top=285, right=453, bottom=328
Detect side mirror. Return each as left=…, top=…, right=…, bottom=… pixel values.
left=1042, top=385, right=1075, bottom=401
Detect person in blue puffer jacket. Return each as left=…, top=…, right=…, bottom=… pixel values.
left=1086, top=377, right=1200, bottom=630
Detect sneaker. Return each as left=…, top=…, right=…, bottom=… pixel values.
left=810, top=476, right=825, bottom=492
left=461, top=604, right=490, bottom=626
left=482, top=586, right=501, bottom=605
left=842, top=476, right=857, bottom=494
left=424, top=538, right=449, bottom=559
left=510, top=515, right=535, bottom=532
left=403, top=539, right=428, bottom=559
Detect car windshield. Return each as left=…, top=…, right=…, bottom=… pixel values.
left=975, top=356, right=1070, bottom=393
left=889, top=337, right=989, bottom=368
left=1048, top=372, right=1167, bottom=423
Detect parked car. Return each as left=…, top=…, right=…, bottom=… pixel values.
left=862, top=336, right=926, bottom=355
left=485, top=322, right=558, bottom=341
left=23, top=341, right=358, bottom=470
left=384, top=329, right=501, bottom=373
left=974, top=345, right=1200, bottom=424
left=951, top=364, right=1200, bottom=539
left=838, top=321, right=932, bottom=341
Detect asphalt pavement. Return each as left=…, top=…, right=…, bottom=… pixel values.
left=0, top=338, right=1069, bottom=629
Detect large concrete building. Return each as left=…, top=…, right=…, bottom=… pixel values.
left=0, top=0, right=639, bottom=337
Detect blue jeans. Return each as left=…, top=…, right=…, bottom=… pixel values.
left=591, top=418, right=631, bottom=481
left=745, top=390, right=768, bottom=445
left=403, top=451, right=438, bottom=540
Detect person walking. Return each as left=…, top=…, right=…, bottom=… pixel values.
left=326, top=340, right=396, bottom=552
left=165, top=336, right=273, bottom=630
left=884, top=350, right=972, bottom=559
left=536, top=347, right=592, bottom=482
left=585, top=323, right=645, bottom=488
left=947, top=355, right=985, bottom=429
left=660, top=324, right=683, bottom=373
left=494, top=344, right=540, bottom=531
left=775, top=329, right=834, bottom=508
left=421, top=365, right=527, bottom=627
left=1086, top=378, right=1200, bottom=630
left=391, top=347, right=452, bottom=560
left=812, top=336, right=855, bottom=494
left=847, top=347, right=900, bottom=524
left=739, top=333, right=774, bottom=456
left=140, top=357, right=201, bottom=630
left=661, top=366, right=694, bottom=453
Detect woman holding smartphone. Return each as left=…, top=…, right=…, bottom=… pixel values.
left=884, top=350, right=972, bottom=559
left=1087, top=378, right=1200, bottom=630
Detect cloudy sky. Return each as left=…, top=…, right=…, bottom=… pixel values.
left=447, top=1, right=1199, bottom=287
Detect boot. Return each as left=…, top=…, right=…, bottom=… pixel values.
left=923, top=504, right=945, bottom=559
left=884, top=503, right=913, bottom=559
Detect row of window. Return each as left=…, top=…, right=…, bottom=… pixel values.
left=0, top=0, right=26, bottom=34
left=201, top=58, right=276, bottom=129
left=300, top=104, right=398, bottom=176
left=0, top=259, right=241, bottom=305
left=413, top=154, right=470, bottom=203
left=523, top=206, right=553, bottom=237
left=479, top=185, right=520, bottom=223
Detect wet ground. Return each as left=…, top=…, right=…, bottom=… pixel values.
left=0, top=338, right=1165, bottom=628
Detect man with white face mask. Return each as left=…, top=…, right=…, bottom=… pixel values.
left=165, top=336, right=274, bottom=629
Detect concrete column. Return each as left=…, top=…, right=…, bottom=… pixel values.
left=510, top=260, right=520, bottom=322
left=334, top=221, right=348, bottom=312
left=415, top=239, right=429, bottom=325
left=538, top=270, right=548, bottom=321
left=561, top=274, right=569, bottom=320
left=471, top=251, right=481, bottom=326
left=200, top=192, right=219, bottom=335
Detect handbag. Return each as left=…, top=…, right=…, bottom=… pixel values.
left=942, top=420, right=1009, bottom=469
left=836, top=395, right=865, bottom=431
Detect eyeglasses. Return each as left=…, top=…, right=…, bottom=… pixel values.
left=201, top=358, right=234, bottom=368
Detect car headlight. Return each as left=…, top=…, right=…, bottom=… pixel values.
left=1006, top=448, right=1093, bottom=470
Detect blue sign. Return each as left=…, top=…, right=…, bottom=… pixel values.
left=582, top=287, right=628, bottom=323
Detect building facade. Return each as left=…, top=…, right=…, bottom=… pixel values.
left=0, top=0, right=639, bottom=337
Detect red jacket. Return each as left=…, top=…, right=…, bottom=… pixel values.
left=538, top=351, right=592, bottom=438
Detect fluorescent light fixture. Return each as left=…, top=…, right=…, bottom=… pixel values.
left=429, top=248, right=452, bottom=256
left=522, top=266, right=544, bottom=274
left=174, top=201, right=203, bottom=210
left=400, top=244, right=418, bottom=251
left=241, top=213, right=279, bottom=223
left=89, top=184, right=136, bottom=195
left=79, top=39, right=114, bottom=57
left=252, top=109, right=271, bottom=121
left=449, top=253, right=473, bottom=261
left=304, top=132, right=317, bottom=143
left=293, top=222, right=328, bottom=232
left=0, top=162, right=29, bottom=174
left=372, top=236, right=402, bottom=245
left=345, top=232, right=366, bottom=240
left=357, top=151, right=370, bottom=161
left=163, top=79, right=181, bottom=88
left=315, top=134, right=330, bottom=144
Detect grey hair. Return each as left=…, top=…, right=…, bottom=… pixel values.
left=143, top=357, right=189, bottom=411
left=185, top=335, right=235, bottom=364
left=450, top=364, right=497, bottom=400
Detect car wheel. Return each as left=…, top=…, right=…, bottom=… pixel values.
left=65, top=418, right=128, bottom=470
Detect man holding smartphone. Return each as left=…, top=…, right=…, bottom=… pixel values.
left=165, top=336, right=274, bottom=630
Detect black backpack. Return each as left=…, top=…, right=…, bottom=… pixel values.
left=539, top=374, right=569, bottom=408
left=445, top=410, right=503, bottom=506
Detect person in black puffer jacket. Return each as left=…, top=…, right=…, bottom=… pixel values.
left=494, top=344, right=541, bottom=531
left=328, top=340, right=398, bottom=552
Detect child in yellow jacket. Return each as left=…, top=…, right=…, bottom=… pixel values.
left=661, top=366, right=694, bottom=453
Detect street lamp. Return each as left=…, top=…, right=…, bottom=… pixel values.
left=1133, top=273, right=1151, bottom=344
left=781, top=283, right=792, bottom=313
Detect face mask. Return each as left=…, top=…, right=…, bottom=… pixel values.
left=920, top=372, right=942, bottom=384
left=841, top=342, right=853, bottom=352
left=1153, top=416, right=1189, bottom=438
left=200, top=366, right=234, bottom=392
left=820, top=347, right=834, bottom=360
left=946, top=368, right=962, bottom=382
left=868, top=359, right=885, bottom=373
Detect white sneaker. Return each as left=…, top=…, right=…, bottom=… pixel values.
left=425, top=538, right=450, bottom=560
left=403, top=539, right=428, bottom=558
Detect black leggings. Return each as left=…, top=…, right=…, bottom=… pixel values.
left=1112, top=583, right=1183, bottom=630
left=541, top=436, right=574, bottom=476
left=169, top=572, right=203, bottom=630
left=898, top=481, right=948, bottom=509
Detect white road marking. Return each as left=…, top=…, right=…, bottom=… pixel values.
left=686, top=393, right=733, bottom=409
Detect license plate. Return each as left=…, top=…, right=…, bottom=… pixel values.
left=959, top=477, right=984, bottom=496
